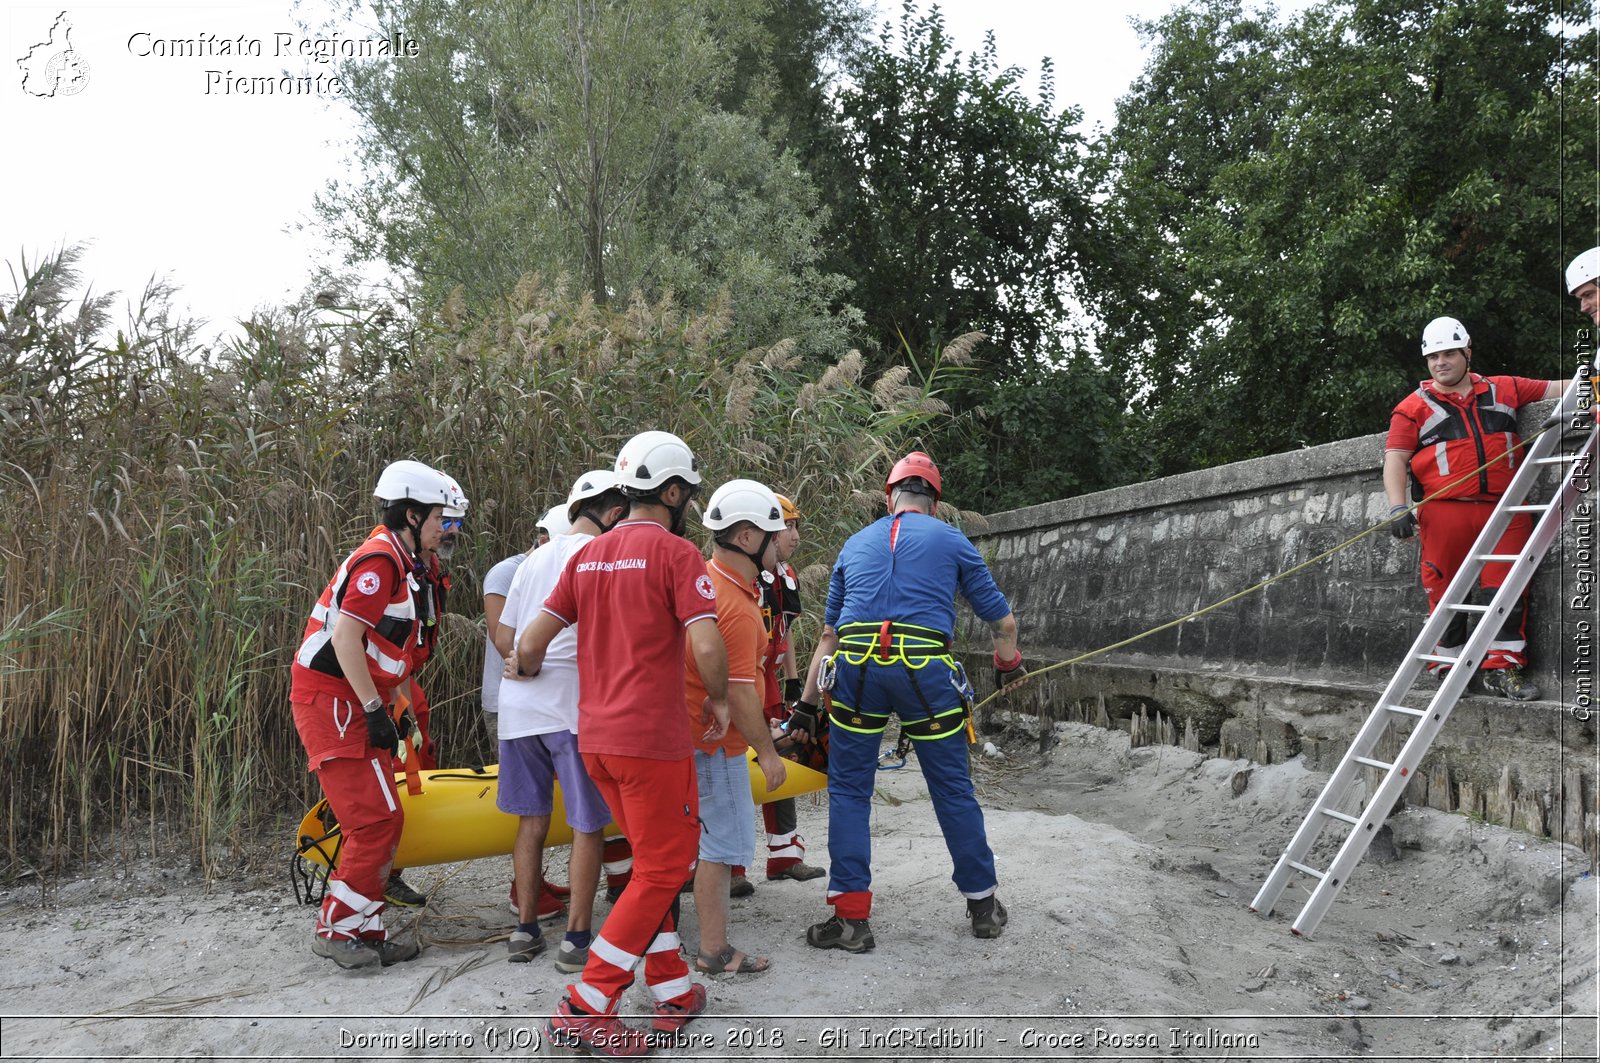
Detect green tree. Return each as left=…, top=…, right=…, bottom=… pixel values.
left=314, top=0, right=857, bottom=354
left=828, top=1, right=1092, bottom=370
left=1089, top=0, right=1597, bottom=478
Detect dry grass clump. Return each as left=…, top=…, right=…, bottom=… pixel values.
left=0, top=251, right=964, bottom=878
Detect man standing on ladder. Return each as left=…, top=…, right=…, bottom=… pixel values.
left=1568, top=247, right=1600, bottom=327
left=1384, top=317, right=1567, bottom=700
left=790, top=451, right=1025, bottom=951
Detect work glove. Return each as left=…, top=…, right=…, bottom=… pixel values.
left=783, top=678, right=802, bottom=705
left=786, top=700, right=821, bottom=739
left=994, top=650, right=1027, bottom=692
left=365, top=705, right=400, bottom=756
left=1388, top=504, right=1417, bottom=541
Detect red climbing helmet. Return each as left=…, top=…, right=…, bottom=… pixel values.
left=885, top=451, right=941, bottom=505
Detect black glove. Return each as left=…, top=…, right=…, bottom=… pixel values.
left=396, top=712, right=415, bottom=743
left=786, top=700, right=820, bottom=738
left=783, top=678, right=802, bottom=705
left=365, top=707, right=400, bottom=756
left=1388, top=504, right=1417, bottom=540
left=994, top=651, right=1027, bottom=691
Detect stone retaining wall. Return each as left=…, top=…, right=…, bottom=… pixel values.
left=959, top=402, right=1597, bottom=861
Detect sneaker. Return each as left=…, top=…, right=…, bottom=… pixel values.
left=728, top=875, right=755, bottom=898
left=384, top=873, right=427, bottom=908
left=508, top=882, right=568, bottom=921
left=543, top=878, right=572, bottom=900
left=968, top=895, right=1008, bottom=939
left=545, top=997, right=653, bottom=1058
left=554, top=939, right=590, bottom=973
left=652, top=983, right=708, bottom=1033
left=805, top=915, right=874, bottom=953
left=1476, top=666, right=1540, bottom=702
left=377, top=936, right=421, bottom=966
left=766, top=860, right=826, bottom=882
left=508, top=929, right=546, bottom=963
left=311, top=931, right=380, bottom=970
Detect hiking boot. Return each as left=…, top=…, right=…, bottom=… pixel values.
left=805, top=915, right=874, bottom=953
left=652, top=983, right=708, bottom=1032
left=384, top=873, right=427, bottom=908
left=728, top=875, right=755, bottom=898
left=311, top=931, right=380, bottom=970
left=766, top=860, right=826, bottom=882
left=545, top=997, right=653, bottom=1058
left=377, top=935, right=421, bottom=966
left=554, top=939, right=590, bottom=973
left=1476, top=667, right=1540, bottom=702
left=507, top=929, right=546, bottom=963
left=968, top=895, right=1008, bottom=939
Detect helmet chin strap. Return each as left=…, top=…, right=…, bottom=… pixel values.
left=719, top=529, right=775, bottom=574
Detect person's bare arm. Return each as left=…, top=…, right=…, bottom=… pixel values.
left=728, top=681, right=785, bottom=794
left=486, top=592, right=511, bottom=657
left=509, top=611, right=566, bottom=679
left=687, top=617, right=730, bottom=741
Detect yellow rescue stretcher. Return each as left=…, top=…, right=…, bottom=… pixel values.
left=293, top=749, right=827, bottom=874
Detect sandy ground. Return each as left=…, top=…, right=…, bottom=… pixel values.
left=1, top=717, right=1596, bottom=1062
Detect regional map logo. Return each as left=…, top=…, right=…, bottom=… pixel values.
left=17, top=11, right=90, bottom=97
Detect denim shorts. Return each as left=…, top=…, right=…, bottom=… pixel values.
left=498, top=730, right=611, bottom=833
left=694, top=748, right=755, bottom=866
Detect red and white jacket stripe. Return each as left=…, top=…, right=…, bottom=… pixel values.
left=293, top=528, right=421, bottom=700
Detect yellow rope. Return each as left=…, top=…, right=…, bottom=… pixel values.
left=972, top=419, right=1573, bottom=715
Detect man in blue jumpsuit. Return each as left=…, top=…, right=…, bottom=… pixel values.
left=790, top=452, right=1026, bottom=951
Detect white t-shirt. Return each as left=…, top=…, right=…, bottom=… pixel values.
left=497, top=532, right=592, bottom=739
left=480, top=552, right=526, bottom=713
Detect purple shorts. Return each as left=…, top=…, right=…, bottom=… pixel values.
left=497, top=730, right=611, bottom=833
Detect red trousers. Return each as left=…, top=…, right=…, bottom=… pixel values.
left=1417, top=500, right=1532, bottom=669
left=314, top=752, right=404, bottom=941
left=568, top=753, right=700, bottom=1015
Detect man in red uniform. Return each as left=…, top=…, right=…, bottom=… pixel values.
left=514, top=431, right=728, bottom=1057
left=1570, top=247, right=1600, bottom=327
left=1384, top=317, right=1565, bottom=700
left=291, top=459, right=467, bottom=969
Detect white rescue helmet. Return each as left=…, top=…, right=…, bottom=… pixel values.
left=614, top=431, right=701, bottom=493
left=374, top=460, right=469, bottom=514
left=1566, top=247, right=1600, bottom=293
left=702, top=479, right=786, bottom=532
left=567, top=469, right=620, bottom=522
left=1420, top=316, right=1471, bottom=357
left=537, top=504, right=571, bottom=538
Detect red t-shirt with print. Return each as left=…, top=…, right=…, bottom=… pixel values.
left=542, top=519, right=718, bottom=760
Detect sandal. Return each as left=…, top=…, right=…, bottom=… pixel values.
left=694, top=944, right=770, bottom=975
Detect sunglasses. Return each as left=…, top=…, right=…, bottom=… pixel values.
left=441, top=518, right=465, bottom=531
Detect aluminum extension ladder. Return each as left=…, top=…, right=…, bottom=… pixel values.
left=1251, top=372, right=1596, bottom=938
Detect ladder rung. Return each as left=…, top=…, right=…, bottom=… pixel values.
left=1354, top=755, right=1394, bottom=771
left=1417, top=653, right=1459, bottom=664
left=1505, top=504, right=1550, bottom=513
left=1475, top=554, right=1521, bottom=563
left=1384, top=703, right=1427, bottom=718
left=1287, top=860, right=1326, bottom=880
left=1319, top=808, right=1361, bottom=826
left=1447, top=603, right=1490, bottom=613
left=1534, top=455, right=1578, bottom=464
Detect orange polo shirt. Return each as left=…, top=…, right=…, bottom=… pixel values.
left=684, top=557, right=766, bottom=756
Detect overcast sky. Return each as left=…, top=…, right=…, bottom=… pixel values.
left=2, top=1, right=1206, bottom=336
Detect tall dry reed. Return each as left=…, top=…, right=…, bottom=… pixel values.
left=0, top=251, right=967, bottom=878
